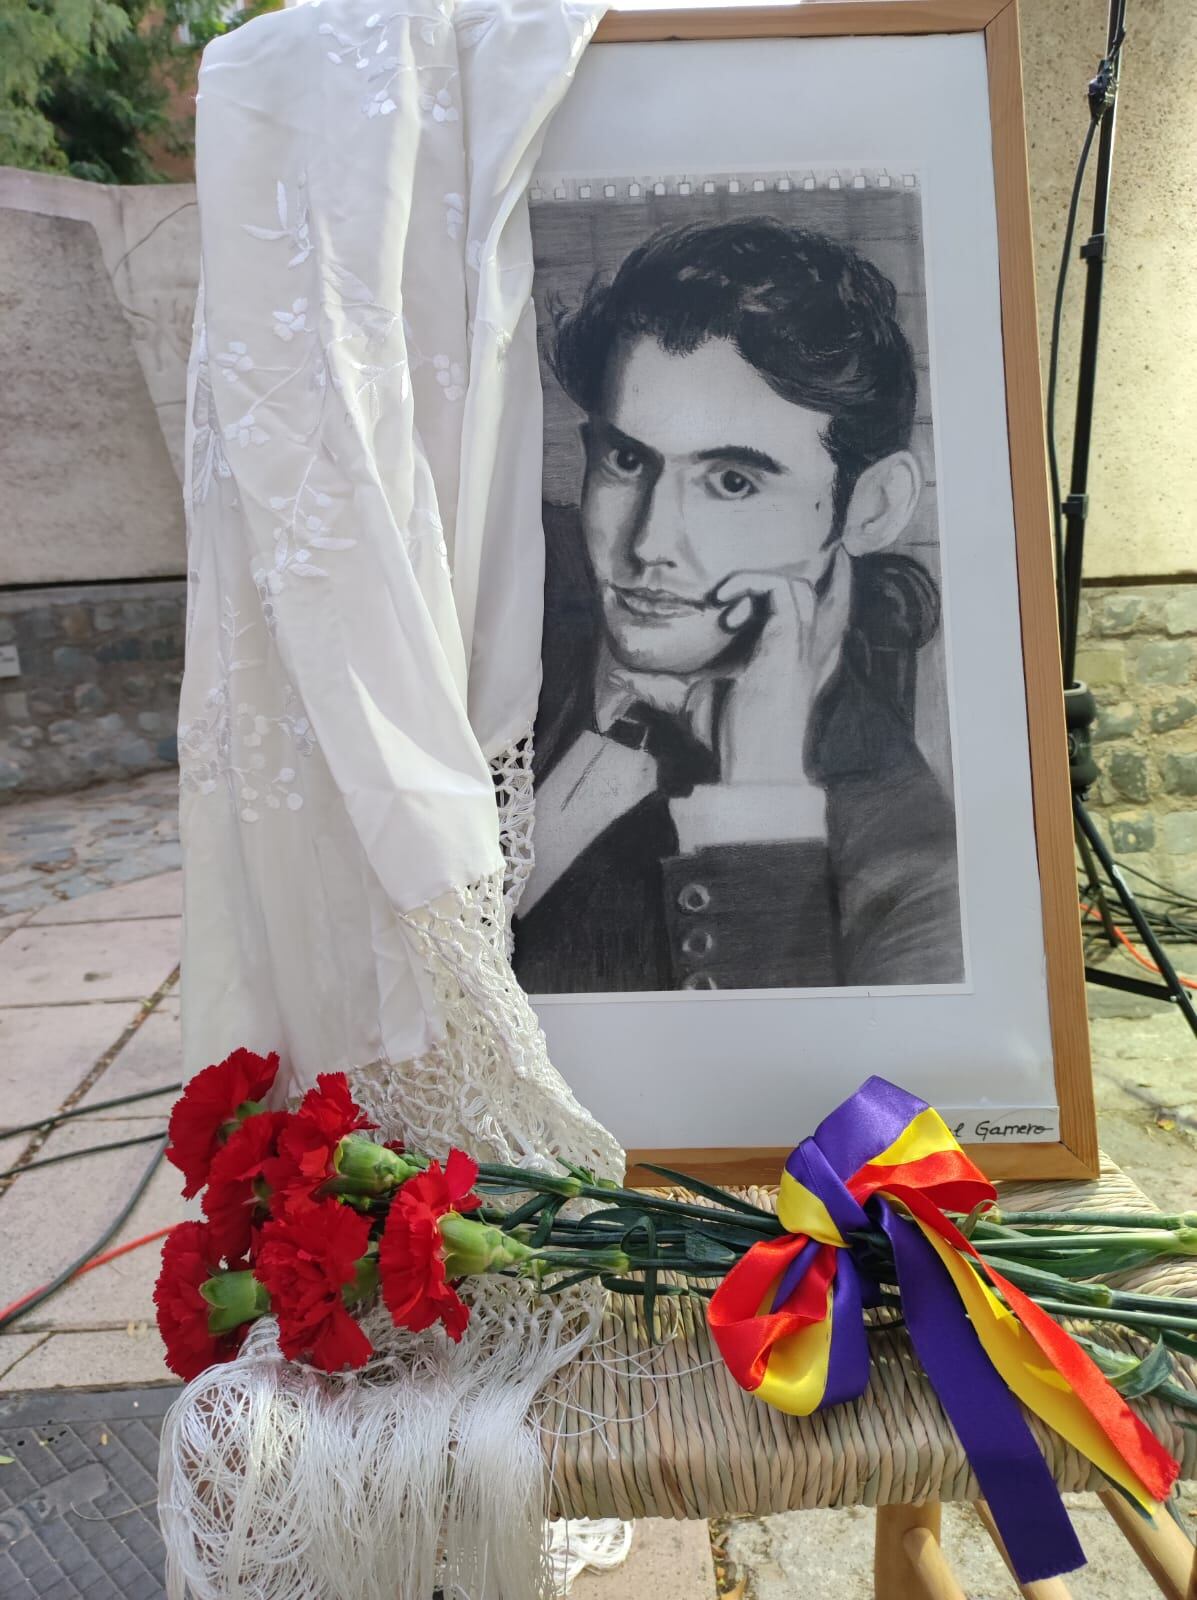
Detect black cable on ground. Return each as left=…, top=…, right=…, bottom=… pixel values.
left=0, top=1134, right=169, bottom=1332
left=0, top=1080, right=181, bottom=1141
left=0, top=1129, right=167, bottom=1184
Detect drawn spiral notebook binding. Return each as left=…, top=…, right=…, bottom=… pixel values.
left=530, top=168, right=921, bottom=203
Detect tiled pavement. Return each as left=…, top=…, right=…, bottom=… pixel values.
left=0, top=870, right=188, bottom=1392
left=0, top=771, right=180, bottom=918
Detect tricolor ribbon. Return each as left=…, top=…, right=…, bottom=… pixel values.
left=707, top=1077, right=1179, bottom=1583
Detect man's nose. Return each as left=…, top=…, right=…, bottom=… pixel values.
left=628, top=476, right=684, bottom=570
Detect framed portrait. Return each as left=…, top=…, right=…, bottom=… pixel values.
left=510, top=0, right=1096, bottom=1183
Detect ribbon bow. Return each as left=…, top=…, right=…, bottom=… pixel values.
left=707, top=1078, right=1178, bottom=1583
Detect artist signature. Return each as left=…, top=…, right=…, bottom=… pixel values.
left=951, top=1119, right=1053, bottom=1142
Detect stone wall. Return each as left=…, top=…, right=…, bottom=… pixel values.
left=0, top=168, right=195, bottom=586
left=0, top=584, right=184, bottom=797
left=1077, top=581, right=1197, bottom=895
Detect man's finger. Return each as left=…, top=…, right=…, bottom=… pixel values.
left=718, top=595, right=756, bottom=632
left=714, top=571, right=809, bottom=647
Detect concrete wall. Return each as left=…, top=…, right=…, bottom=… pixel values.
left=1021, top=0, right=1197, bottom=580
left=0, top=169, right=196, bottom=585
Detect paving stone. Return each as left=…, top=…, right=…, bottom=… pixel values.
left=29, top=873, right=182, bottom=927
left=0, top=770, right=179, bottom=917
left=0, top=920, right=179, bottom=1006
left=29, top=1152, right=194, bottom=1331
left=0, top=1385, right=182, bottom=1599
left=571, top=1519, right=716, bottom=1599
left=0, top=1114, right=190, bottom=1331
left=0, top=1001, right=146, bottom=1185
left=0, top=1329, right=176, bottom=1390
left=0, top=1333, right=50, bottom=1381
left=724, top=1490, right=1197, bottom=1600
left=75, top=1005, right=181, bottom=1110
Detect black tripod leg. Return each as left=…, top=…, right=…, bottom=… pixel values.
left=1074, top=796, right=1197, bottom=1037
left=1075, top=823, right=1119, bottom=946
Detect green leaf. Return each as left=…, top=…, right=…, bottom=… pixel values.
left=683, top=1229, right=739, bottom=1266
left=1163, top=1328, right=1197, bottom=1361
left=531, top=1200, right=561, bottom=1249
left=1114, top=1339, right=1176, bottom=1400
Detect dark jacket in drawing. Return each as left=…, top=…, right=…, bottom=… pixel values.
left=511, top=504, right=964, bottom=994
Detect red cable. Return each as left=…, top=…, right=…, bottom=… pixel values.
left=1080, top=900, right=1197, bottom=991
left=0, top=1225, right=174, bottom=1324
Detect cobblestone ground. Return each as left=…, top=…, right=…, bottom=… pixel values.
left=0, top=771, right=180, bottom=915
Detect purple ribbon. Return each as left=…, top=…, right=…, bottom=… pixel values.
left=775, top=1078, right=1087, bottom=1582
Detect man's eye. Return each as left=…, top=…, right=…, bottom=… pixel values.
left=607, top=446, right=643, bottom=476
left=709, top=467, right=757, bottom=500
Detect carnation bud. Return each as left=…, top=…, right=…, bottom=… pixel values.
left=200, top=1269, right=271, bottom=1334
left=329, top=1134, right=420, bottom=1197
left=438, top=1213, right=534, bottom=1280
left=342, top=1252, right=380, bottom=1308
left=218, top=1099, right=269, bottom=1143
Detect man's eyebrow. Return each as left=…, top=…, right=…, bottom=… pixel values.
left=693, top=445, right=788, bottom=475
left=592, top=418, right=662, bottom=468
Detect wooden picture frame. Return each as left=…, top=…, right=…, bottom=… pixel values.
left=516, top=0, right=1095, bottom=1185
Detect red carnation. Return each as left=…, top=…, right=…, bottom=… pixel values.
left=154, top=1221, right=252, bottom=1381
left=254, top=1200, right=374, bottom=1371
left=262, top=1072, right=376, bottom=1219
left=378, top=1150, right=481, bottom=1342
left=203, top=1110, right=289, bottom=1262
left=167, top=1048, right=280, bottom=1198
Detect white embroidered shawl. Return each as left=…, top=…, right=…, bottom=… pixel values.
left=178, top=0, right=619, bottom=1179
left=164, top=4, right=626, bottom=1594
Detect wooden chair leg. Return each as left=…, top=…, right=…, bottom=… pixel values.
left=974, top=1500, right=1073, bottom=1598
left=875, top=1503, right=965, bottom=1600
left=1098, top=1490, right=1195, bottom=1600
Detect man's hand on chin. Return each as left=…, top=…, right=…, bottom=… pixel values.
left=711, top=546, right=852, bottom=788
left=668, top=549, right=853, bottom=852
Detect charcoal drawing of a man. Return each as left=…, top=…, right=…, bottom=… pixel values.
left=512, top=216, right=964, bottom=994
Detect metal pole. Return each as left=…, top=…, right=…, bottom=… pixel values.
left=1060, top=0, right=1125, bottom=687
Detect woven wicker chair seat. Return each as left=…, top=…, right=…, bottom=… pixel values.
left=542, top=1156, right=1197, bottom=1521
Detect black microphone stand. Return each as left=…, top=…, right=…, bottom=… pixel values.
left=1056, top=0, right=1197, bottom=1036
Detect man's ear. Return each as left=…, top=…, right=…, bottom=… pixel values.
left=840, top=450, right=922, bottom=557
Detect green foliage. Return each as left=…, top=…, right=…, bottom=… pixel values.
left=0, top=0, right=270, bottom=184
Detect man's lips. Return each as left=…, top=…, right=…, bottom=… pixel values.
left=609, top=585, right=708, bottom=620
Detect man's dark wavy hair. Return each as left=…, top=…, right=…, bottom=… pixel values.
left=551, top=217, right=918, bottom=532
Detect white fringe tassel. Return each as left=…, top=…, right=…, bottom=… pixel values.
left=158, top=1280, right=606, bottom=1599
left=548, top=1520, right=634, bottom=1593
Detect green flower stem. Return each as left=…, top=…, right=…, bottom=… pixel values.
left=474, top=1166, right=784, bottom=1234
left=991, top=1210, right=1197, bottom=1231
left=978, top=1257, right=1114, bottom=1308
left=598, top=1276, right=716, bottom=1300
left=1022, top=1298, right=1197, bottom=1336
left=973, top=1231, right=1184, bottom=1256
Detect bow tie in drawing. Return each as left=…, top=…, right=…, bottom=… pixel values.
left=603, top=685, right=730, bottom=796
